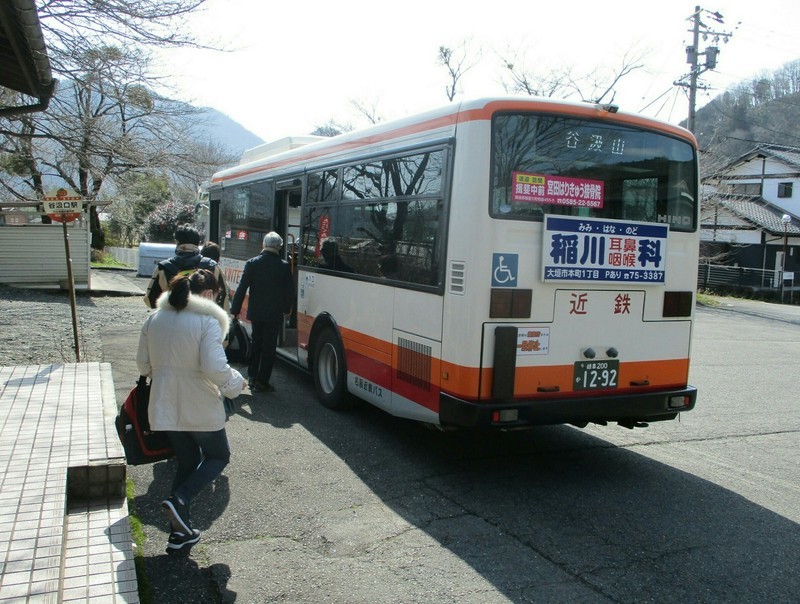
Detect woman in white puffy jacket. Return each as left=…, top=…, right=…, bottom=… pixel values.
left=137, top=269, right=243, bottom=554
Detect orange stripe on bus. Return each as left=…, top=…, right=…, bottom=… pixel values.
left=296, top=313, right=690, bottom=403
left=441, top=358, right=690, bottom=399
left=342, top=333, right=392, bottom=367
left=212, top=100, right=695, bottom=185
left=340, top=326, right=393, bottom=357
left=212, top=113, right=460, bottom=184
left=467, top=100, right=697, bottom=143
left=296, top=313, right=313, bottom=351
left=295, top=313, right=393, bottom=360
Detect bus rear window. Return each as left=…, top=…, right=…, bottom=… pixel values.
left=490, top=114, right=697, bottom=231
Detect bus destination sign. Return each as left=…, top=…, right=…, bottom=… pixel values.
left=542, top=215, right=668, bottom=284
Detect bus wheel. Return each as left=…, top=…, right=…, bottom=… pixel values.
left=313, top=328, right=351, bottom=410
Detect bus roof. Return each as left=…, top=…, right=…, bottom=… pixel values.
left=210, top=96, right=697, bottom=187
left=239, top=136, right=328, bottom=164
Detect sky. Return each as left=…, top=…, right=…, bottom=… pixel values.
left=153, top=1, right=800, bottom=144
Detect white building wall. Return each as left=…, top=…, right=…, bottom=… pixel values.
left=725, top=157, right=800, bottom=215
left=0, top=223, right=90, bottom=286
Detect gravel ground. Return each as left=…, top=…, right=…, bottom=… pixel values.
left=0, top=283, right=148, bottom=365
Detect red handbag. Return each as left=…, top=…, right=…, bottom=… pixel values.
left=114, top=377, right=174, bottom=465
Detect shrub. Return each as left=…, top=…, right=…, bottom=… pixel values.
left=142, top=202, right=197, bottom=243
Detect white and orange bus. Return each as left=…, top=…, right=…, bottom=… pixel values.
left=206, top=97, right=698, bottom=429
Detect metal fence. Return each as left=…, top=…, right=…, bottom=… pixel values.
left=698, top=263, right=796, bottom=302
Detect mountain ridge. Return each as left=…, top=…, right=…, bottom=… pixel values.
left=196, top=107, right=265, bottom=159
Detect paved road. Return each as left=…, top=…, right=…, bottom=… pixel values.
left=102, top=287, right=800, bottom=603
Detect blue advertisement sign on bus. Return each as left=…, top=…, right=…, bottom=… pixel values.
left=542, top=215, right=669, bottom=283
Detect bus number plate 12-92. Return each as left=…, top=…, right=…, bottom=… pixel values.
left=573, top=360, right=619, bottom=391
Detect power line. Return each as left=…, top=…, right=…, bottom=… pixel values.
left=667, top=87, right=682, bottom=123
left=638, top=86, right=673, bottom=113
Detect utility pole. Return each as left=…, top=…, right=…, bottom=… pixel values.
left=674, top=6, right=733, bottom=133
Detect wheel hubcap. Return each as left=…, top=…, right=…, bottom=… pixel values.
left=319, top=343, right=338, bottom=394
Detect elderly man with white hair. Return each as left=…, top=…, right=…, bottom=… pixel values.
left=230, top=231, right=295, bottom=393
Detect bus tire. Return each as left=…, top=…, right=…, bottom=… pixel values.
left=313, top=328, right=352, bottom=410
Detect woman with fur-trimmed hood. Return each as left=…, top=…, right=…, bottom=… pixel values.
left=137, top=269, right=243, bottom=555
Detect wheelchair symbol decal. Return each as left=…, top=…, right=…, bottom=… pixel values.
left=492, top=253, right=518, bottom=287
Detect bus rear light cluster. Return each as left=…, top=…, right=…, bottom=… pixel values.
left=668, top=395, right=691, bottom=409
left=492, top=409, right=519, bottom=423
left=663, top=291, right=693, bottom=317
left=490, top=288, right=532, bottom=318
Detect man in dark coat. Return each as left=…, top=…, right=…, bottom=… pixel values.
left=144, top=224, right=229, bottom=310
left=230, top=231, right=294, bottom=392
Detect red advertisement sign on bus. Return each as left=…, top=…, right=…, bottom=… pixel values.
left=511, top=172, right=604, bottom=209
left=314, top=215, right=331, bottom=258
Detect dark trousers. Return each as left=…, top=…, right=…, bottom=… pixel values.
left=168, top=428, right=230, bottom=506
left=249, top=317, right=281, bottom=384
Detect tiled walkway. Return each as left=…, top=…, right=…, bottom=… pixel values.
left=0, top=363, right=138, bottom=603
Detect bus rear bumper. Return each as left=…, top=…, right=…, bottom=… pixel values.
left=439, top=386, right=697, bottom=429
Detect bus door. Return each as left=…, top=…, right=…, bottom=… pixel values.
left=275, top=178, right=303, bottom=362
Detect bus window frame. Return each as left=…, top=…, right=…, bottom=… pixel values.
left=217, top=178, right=278, bottom=260
left=487, top=111, right=699, bottom=233
left=297, top=141, right=453, bottom=295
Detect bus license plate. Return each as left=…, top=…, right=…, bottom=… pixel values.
left=573, top=360, right=619, bottom=391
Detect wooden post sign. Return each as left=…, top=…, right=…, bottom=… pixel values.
left=42, top=189, right=85, bottom=362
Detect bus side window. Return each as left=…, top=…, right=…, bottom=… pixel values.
left=300, top=205, right=335, bottom=268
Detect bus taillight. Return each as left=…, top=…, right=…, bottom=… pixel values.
left=490, top=288, right=532, bottom=318
left=668, top=395, right=691, bottom=409
left=663, top=291, right=693, bottom=317
left=492, top=409, right=519, bottom=423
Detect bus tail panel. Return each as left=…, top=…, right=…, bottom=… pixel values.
left=438, top=357, right=691, bottom=402
left=439, top=385, right=697, bottom=429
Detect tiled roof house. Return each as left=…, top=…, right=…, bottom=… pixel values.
left=701, top=144, right=800, bottom=295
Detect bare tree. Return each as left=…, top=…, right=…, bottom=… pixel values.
left=311, top=120, right=353, bottom=137
left=502, top=58, right=574, bottom=98
left=500, top=48, right=646, bottom=103
left=0, top=1, right=230, bottom=248
left=696, top=134, right=750, bottom=265
left=36, top=0, right=212, bottom=76
left=312, top=98, right=380, bottom=137
left=437, top=40, right=481, bottom=102
left=351, top=98, right=384, bottom=125
left=0, top=112, right=44, bottom=200
left=2, top=43, right=230, bottom=247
